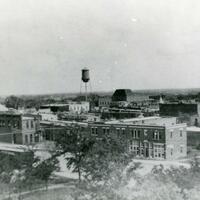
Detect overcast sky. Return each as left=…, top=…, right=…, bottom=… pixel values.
left=0, top=0, right=200, bottom=95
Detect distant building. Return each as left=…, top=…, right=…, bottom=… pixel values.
left=58, top=113, right=101, bottom=122
left=112, top=89, right=135, bottom=102
left=40, top=102, right=90, bottom=114
left=159, top=103, right=200, bottom=116
left=187, top=126, right=200, bottom=147
left=39, top=113, right=58, bottom=121
left=112, top=89, right=149, bottom=103
left=159, top=103, right=200, bottom=126
left=101, top=108, right=142, bottom=120
left=98, top=96, right=112, bottom=108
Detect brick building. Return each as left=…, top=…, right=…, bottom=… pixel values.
left=0, top=112, right=39, bottom=145
left=40, top=116, right=187, bottom=160
left=89, top=117, right=187, bottom=160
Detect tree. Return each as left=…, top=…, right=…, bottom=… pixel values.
left=82, top=133, right=131, bottom=183
left=32, top=157, right=59, bottom=190
left=0, top=151, right=39, bottom=198
left=5, top=95, right=24, bottom=109
left=55, top=125, right=95, bottom=182
left=55, top=125, right=132, bottom=184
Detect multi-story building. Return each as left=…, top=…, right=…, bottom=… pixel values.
left=22, top=116, right=40, bottom=144
left=159, top=102, right=200, bottom=126
left=39, top=115, right=187, bottom=160
left=0, top=112, right=39, bottom=145
left=89, top=117, right=187, bottom=160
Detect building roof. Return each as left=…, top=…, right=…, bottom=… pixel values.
left=112, top=89, right=133, bottom=102
left=187, top=126, right=200, bottom=132
left=22, top=116, right=35, bottom=120
left=105, top=116, right=161, bottom=124
left=0, top=142, right=29, bottom=153
left=0, top=104, right=8, bottom=112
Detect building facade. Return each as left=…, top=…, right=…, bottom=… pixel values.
left=40, top=102, right=90, bottom=114
left=159, top=103, right=200, bottom=116
left=89, top=119, right=187, bottom=160
left=22, top=116, right=40, bottom=145
left=0, top=112, right=39, bottom=145
left=39, top=115, right=187, bottom=160
left=98, top=96, right=112, bottom=108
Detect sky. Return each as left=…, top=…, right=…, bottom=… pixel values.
left=0, top=0, right=200, bottom=95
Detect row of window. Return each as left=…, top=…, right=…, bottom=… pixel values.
left=0, top=120, right=20, bottom=129
left=25, top=134, right=33, bottom=144
left=129, top=141, right=184, bottom=158
left=26, top=120, right=34, bottom=129
left=91, top=127, right=164, bottom=140
left=170, top=130, right=183, bottom=138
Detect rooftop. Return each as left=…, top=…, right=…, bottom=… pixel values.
left=187, top=126, right=200, bottom=132
left=105, top=116, right=161, bottom=124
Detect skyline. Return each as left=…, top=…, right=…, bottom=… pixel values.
left=1, top=0, right=200, bottom=95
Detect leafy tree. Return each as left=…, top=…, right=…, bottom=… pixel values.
left=55, top=125, right=95, bottom=182
left=55, top=125, right=131, bottom=184
left=0, top=151, right=39, bottom=197
left=32, top=157, right=59, bottom=190
left=4, top=95, right=24, bottom=109
left=82, top=133, right=131, bottom=183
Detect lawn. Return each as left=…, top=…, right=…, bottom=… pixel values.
left=22, top=187, right=75, bottom=200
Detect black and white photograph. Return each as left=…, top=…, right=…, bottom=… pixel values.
left=0, top=0, right=200, bottom=199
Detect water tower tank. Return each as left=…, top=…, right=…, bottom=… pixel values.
left=82, top=68, right=90, bottom=83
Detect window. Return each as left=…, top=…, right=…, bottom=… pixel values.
left=138, top=130, right=141, bottom=138
left=31, top=121, right=34, bottom=129
left=171, top=149, right=173, bottom=156
left=131, top=130, right=134, bottom=138
left=132, top=129, right=140, bottom=139
left=14, top=121, right=18, bottom=128
left=116, top=128, right=120, bottom=137
left=91, top=127, right=98, bottom=136
left=180, top=130, right=183, bottom=137
left=26, top=121, right=29, bottom=129
left=130, top=140, right=139, bottom=155
left=144, top=129, right=147, bottom=137
left=30, top=134, right=33, bottom=143
left=153, top=130, right=160, bottom=140
left=25, top=135, right=28, bottom=143
left=170, top=131, right=173, bottom=138
left=154, top=144, right=165, bottom=158
left=103, top=127, right=110, bottom=135
left=8, top=121, right=11, bottom=127
left=180, top=146, right=183, bottom=153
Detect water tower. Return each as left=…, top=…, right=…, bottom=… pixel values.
left=81, top=68, right=90, bottom=101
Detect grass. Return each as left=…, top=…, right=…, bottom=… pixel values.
left=22, top=187, right=75, bottom=200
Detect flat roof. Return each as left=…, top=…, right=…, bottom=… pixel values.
left=0, top=142, right=29, bottom=153
left=22, top=116, right=34, bottom=120
left=105, top=116, right=161, bottom=124
left=187, top=126, right=200, bottom=132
